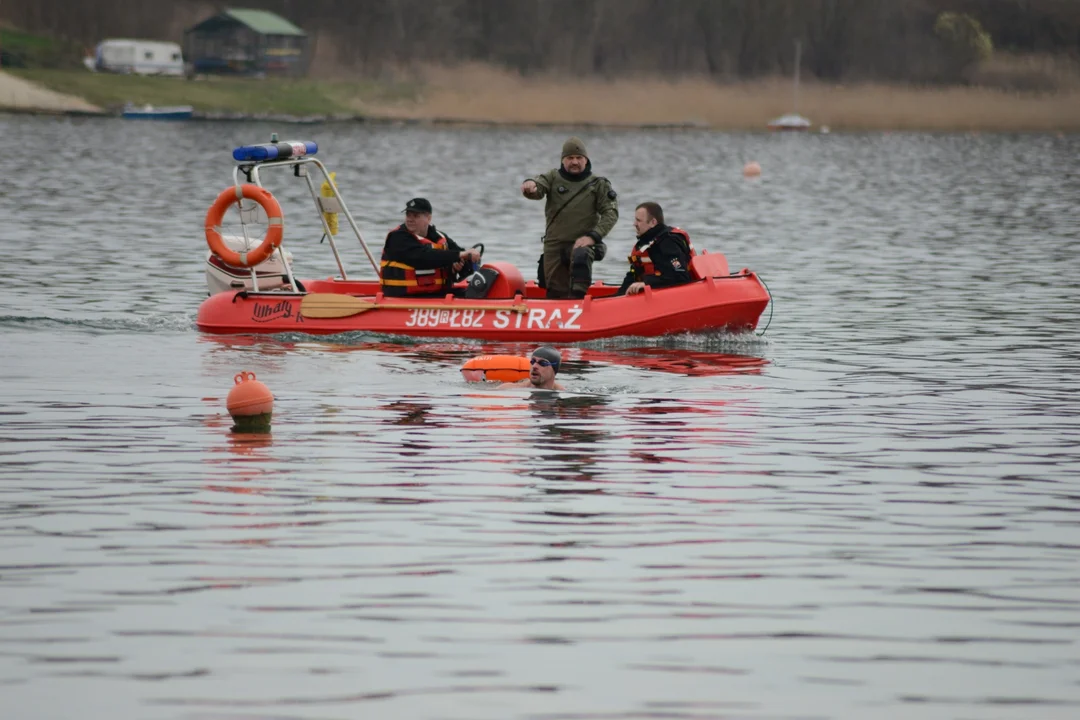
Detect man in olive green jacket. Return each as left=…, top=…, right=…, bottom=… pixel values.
left=521, top=137, right=619, bottom=298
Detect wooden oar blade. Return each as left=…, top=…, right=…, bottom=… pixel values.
left=300, top=293, right=374, bottom=318
left=300, top=293, right=531, bottom=320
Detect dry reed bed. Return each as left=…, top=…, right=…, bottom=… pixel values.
left=356, top=64, right=1080, bottom=132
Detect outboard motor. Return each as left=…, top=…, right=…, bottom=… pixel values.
left=465, top=267, right=501, bottom=298
left=206, top=234, right=295, bottom=295
left=464, top=262, right=526, bottom=299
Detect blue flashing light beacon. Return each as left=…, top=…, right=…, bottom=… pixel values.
left=233, top=140, right=318, bottom=162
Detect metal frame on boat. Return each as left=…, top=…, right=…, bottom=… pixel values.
left=215, top=148, right=378, bottom=291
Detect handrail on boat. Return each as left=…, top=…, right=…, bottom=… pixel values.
left=230, top=153, right=378, bottom=292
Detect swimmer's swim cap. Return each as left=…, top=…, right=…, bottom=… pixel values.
left=531, top=346, right=561, bottom=372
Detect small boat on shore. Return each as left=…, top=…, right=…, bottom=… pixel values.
left=122, top=103, right=193, bottom=120
left=767, top=41, right=811, bottom=132
left=196, top=138, right=771, bottom=341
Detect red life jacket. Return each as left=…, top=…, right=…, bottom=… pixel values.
left=628, top=227, right=695, bottom=279
left=380, top=225, right=451, bottom=296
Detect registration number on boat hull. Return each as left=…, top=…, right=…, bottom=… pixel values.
left=404, top=306, right=583, bottom=330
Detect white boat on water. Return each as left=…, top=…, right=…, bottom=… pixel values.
left=767, top=113, right=812, bottom=131
left=768, top=41, right=811, bottom=132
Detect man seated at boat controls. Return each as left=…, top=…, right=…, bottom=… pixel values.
left=615, top=202, right=695, bottom=296
left=380, top=198, right=481, bottom=298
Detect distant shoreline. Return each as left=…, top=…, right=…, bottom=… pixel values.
left=0, top=103, right=711, bottom=131
left=3, top=67, right=1079, bottom=132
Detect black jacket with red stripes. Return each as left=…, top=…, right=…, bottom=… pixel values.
left=616, top=224, right=693, bottom=295
left=380, top=223, right=466, bottom=297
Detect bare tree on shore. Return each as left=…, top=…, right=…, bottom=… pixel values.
left=2, top=0, right=1078, bottom=83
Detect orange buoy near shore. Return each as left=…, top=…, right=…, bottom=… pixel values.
left=743, top=161, right=762, bottom=177
left=461, top=355, right=529, bottom=383
left=227, top=371, right=274, bottom=432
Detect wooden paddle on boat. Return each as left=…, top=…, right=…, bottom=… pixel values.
left=300, top=293, right=528, bottom=319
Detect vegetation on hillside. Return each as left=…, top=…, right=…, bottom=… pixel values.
left=2, top=0, right=1078, bottom=88
left=3, top=2, right=1077, bottom=129
left=0, top=26, right=82, bottom=69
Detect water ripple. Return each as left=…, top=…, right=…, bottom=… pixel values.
left=0, top=118, right=1078, bottom=719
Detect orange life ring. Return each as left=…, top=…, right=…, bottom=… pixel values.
left=461, top=355, right=530, bottom=382
left=205, top=184, right=284, bottom=268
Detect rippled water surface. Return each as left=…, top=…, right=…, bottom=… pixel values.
left=2, top=115, right=1079, bottom=720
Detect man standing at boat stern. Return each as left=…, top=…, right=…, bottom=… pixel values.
left=521, top=137, right=619, bottom=299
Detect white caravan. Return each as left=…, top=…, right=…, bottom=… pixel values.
left=94, top=39, right=184, bottom=76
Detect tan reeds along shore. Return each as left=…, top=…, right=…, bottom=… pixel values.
left=357, top=64, right=1080, bottom=132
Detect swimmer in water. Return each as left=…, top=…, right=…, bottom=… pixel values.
left=499, top=346, right=565, bottom=390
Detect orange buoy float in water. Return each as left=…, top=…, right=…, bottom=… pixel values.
left=461, top=355, right=530, bottom=383
left=743, top=161, right=762, bottom=177
left=226, top=371, right=274, bottom=432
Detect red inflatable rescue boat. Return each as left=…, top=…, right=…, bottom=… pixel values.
left=196, top=139, right=771, bottom=341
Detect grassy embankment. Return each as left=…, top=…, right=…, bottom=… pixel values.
left=8, top=63, right=1080, bottom=131
left=5, top=68, right=420, bottom=117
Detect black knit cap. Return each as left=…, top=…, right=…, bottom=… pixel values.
left=531, top=346, right=561, bottom=372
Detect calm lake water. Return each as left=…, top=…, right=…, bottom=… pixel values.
left=1, top=114, right=1079, bottom=720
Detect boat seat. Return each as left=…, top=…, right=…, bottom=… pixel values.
left=479, top=261, right=526, bottom=299
left=689, top=251, right=730, bottom=280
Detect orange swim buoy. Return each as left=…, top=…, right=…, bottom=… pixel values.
left=227, top=371, right=274, bottom=417
left=226, top=371, right=274, bottom=433
left=461, top=355, right=530, bottom=382
left=205, top=184, right=284, bottom=267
